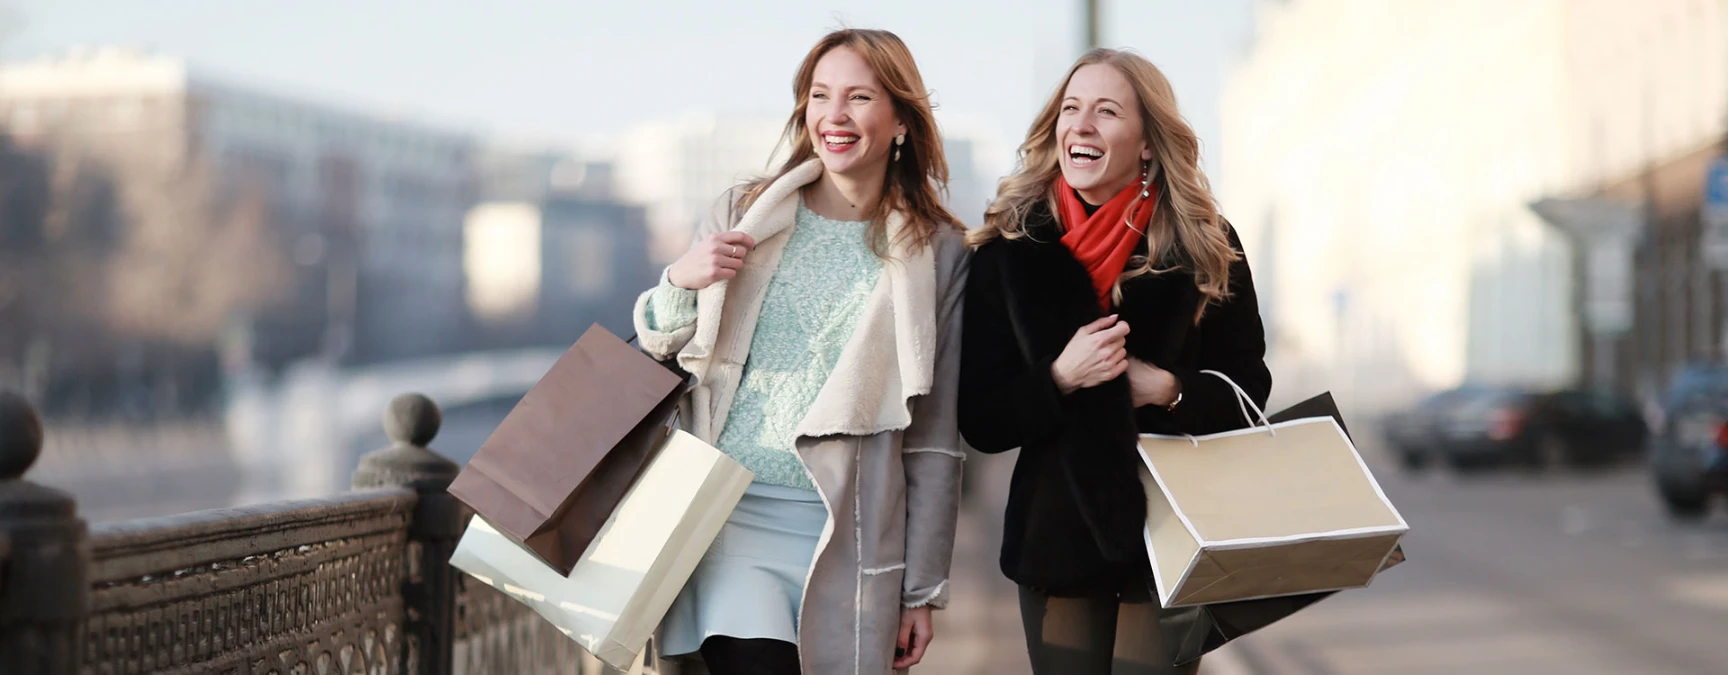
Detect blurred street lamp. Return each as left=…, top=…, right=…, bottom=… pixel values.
left=1084, top=0, right=1102, bottom=50
left=0, top=7, right=21, bottom=48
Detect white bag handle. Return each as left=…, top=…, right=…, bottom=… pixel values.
left=1200, top=369, right=1275, bottom=436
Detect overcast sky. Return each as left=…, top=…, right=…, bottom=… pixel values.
left=0, top=0, right=1254, bottom=182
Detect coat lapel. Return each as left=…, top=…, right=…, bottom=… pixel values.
left=991, top=205, right=1105, bottom=361
left=797, top=209, right=937, bottom=439
left=674, top=157, right=938, bottom=441
left=674, top=160, right=816, bottom=388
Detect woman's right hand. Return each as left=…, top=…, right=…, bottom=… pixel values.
left=667, top=231, right=757, bottom=290
left=1051, top=315, right=1131, bottom=394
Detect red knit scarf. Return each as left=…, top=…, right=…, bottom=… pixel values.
left=1056, top=176, right=1158, bottom=310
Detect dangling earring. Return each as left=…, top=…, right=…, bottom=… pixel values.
left=894, top=134, right=905, bottom=162
left=1139, top=162, right=1152, bottom=198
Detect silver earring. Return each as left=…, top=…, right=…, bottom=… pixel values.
left=1140, top=164, right=1152, bottom=198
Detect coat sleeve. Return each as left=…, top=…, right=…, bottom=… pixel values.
left=957, top=242, right=1072, bottom=454
left=631, top=188, right=736, bottom=361
left=900, top=235, right=969, bottom=609
left=1138, top=225, right=1273, bottom=435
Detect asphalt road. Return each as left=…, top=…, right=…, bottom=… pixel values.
left=1232, top=459, right=1728, bottom=675
left=919, top=437, right=1728, bottom=675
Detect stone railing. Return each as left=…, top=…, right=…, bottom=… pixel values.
left=0, top=389, right=604, bottom=674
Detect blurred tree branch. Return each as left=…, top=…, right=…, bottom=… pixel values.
left=100, top=145, right=292, bottom=345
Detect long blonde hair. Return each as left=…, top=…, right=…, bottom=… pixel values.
left=972, top=48, right=1237, bottom=320
left=737, top=28, right=962, bottom=256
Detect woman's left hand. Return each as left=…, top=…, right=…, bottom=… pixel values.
left=1127, top=358, right=1182, bottom=408
left=894, top=606, right=935, bottom=668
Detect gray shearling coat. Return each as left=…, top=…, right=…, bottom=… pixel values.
left=631, top=159, right=969, bottom=674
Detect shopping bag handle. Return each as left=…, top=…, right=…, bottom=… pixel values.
left=1200, top=369, right=1274, bottom=436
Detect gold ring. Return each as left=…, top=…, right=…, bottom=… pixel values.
left=730, top=245, right=739, bottom=257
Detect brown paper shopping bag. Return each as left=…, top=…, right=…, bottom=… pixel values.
left=450, top=430, right=754, bottom=670
left=1138, top=372, right=1408, bottom=609
left=449, top=323, right=688, bottom=575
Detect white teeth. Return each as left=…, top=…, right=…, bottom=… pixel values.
left=824, top=135, right=858, bottom=144
left=1068, top=145, right=1103, bottom=157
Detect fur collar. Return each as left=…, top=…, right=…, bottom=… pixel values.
left=676, top=158, right=938, bottom=440
left=987, top=202, right=1202, bottom=368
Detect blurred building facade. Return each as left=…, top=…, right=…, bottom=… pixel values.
left=465, top=148, right=654, bottom=347
left=1222, top=0, right=1728, bottom=414
left=1587, top=137, right=1728, bottom=401
left=611, top=114, right=788, bottom=264
left=0, top=48, right=477, bottom=381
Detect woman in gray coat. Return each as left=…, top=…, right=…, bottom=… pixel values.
left=632, top=28, right=970, bottom=675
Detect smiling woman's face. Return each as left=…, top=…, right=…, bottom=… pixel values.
left=1056, top=63, right=1153, bottom=204
left=806, top=45, right=904, bottom=180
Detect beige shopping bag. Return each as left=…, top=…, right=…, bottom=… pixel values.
left=450, top=429, right=753, bottom=669
left=1138, top=371, right=1408, bottom=608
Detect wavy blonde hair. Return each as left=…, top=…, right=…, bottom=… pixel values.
left=737, top=28, right=961, bottom=257
left=971, top=48, right=1237, bottom=320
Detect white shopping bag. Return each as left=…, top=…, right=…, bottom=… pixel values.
left=450, top=429, right=753, bottom=669
left=1138, top=371, right=1408, bottom=608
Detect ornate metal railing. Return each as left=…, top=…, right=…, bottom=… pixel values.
left=0, top=390, right=606, bottom=675
left=83, top=491, right=415, bottom=674
left=454, top=577, right=585, bottom=675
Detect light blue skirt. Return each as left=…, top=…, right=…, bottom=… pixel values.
left=660, top=482, right=827, bottom=656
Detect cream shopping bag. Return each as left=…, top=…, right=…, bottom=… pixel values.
left=1138, top=371, right=1408, bottom=608
left=450, top=429, right=753, bottom=669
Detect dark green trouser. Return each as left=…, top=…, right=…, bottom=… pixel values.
left=1018, top=586, right=1203, bottom=675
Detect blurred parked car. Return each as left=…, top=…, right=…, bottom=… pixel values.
left=1434, top=387, right=1645, bottom=471
left=1384, top=385, right=1646, bottom=473
left=1382, top=386, right=1491, bottom=471
left=1648, top=363, right=1728, bottom=521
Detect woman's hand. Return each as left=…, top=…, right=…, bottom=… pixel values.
left=1127, top=358, right=1182, bottom=408
left=1051, top=315, right=1131, bottom=394
left=667, top=231, right=756, bottom=290
left=894, top=606, right=935, bottom=668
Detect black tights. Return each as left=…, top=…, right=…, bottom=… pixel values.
left=699, top=636, right=801, bottom=675
left=1018, top=586, right=1200, bottom=675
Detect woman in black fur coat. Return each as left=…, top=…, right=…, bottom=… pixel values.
left=958, top=48, right=1272, bottom=675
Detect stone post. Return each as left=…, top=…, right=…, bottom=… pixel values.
left=0, top=390, right=89, bottom=673
left=353, top=393, right=462, bottom=675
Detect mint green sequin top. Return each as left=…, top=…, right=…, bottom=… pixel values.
left=643, top=200, right=882, bottom=491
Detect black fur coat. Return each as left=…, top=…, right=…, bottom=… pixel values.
left=958, top=201, right=1272, bottom=595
